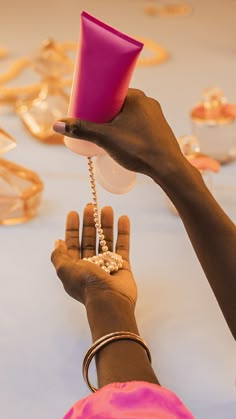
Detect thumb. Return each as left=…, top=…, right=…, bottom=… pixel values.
left=51, top=240, right=70, bottom=275
left=53, top=118, right=111, bottom=149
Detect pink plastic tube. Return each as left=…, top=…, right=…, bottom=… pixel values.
left=64, top=11, right=143, bottom=156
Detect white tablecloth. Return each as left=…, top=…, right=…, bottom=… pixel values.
left=1, top=1, right=236, bottom=418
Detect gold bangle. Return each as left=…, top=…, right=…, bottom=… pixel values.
left=83, top=331, right=152, bottom=392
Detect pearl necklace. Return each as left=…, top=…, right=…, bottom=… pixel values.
left=83, top=157, right=123, bottom=274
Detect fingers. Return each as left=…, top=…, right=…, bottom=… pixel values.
left=116, top=215, right=130, bottom=263
left=99, top=206, right=114, bottom=252
left=65, top=211, right=80, bottom=259
left=81, top=204, right=97, bottom=258
left=52, top=208, right=130, bottom=284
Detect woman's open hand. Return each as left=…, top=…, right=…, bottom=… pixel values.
left=51, top=204, right=137, bottom=308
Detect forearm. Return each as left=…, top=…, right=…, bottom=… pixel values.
left=154, top=160, right=236, bottom=338
left=86, top=293, right=159, bottom=388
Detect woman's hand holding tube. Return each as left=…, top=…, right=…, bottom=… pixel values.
left=53, top=88, right=191, bottom=187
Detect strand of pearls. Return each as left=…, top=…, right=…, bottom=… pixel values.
left=83, top=157, right=123, bottom=274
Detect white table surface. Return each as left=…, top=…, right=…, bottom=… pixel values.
left=1, top=1, right=236, bottom=418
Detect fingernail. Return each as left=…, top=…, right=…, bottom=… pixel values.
left=53, top=121, right=66, bottom=134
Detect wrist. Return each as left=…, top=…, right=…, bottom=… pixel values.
left=85, top=292, right=159, bottom=387
left=151, top=156, right=202, bottom=195
left=85, top=292, right=138, bottom=342
left=151, top=154, right=192, bottom=185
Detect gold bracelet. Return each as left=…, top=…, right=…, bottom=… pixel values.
left=83, top=331, right=152, bottom=392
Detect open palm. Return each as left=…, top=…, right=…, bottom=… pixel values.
left=51, top=204, right=137, bottom=307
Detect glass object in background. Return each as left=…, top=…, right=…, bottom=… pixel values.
left=166, top=135, right=220, bottom=215
left=191, top=88, right=236, bottom=163
left=0, top=128, right=43, bottom=225
left=16, top=39, right=72, bottom=144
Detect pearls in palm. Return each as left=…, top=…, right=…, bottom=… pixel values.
left=84, top=251, right=123, bottom=274
left=84, top=157, right=123, bottom=274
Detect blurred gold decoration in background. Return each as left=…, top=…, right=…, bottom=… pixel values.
left=0, top=47, right=8, bottom=59
left=144, top=2, right=158, bottom=16
left=0, top=40, right=74, bottom=144
left=0, top=37, right=167, bottom=101
left=0, top=40, right=73, bottom=108
left=16, top=39, right=73, bottom=144
left=144, top=2, right=192, bottom=17
left=0, top=129, right=43, bottom=225
left=0, top=57, right=31, bottom=85
left=0, top=37, right=167, bottom=143
left=137, top=37, right=168, bottom=66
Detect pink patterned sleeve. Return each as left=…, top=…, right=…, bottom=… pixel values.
left=63, top=381, right=195, bottom=418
